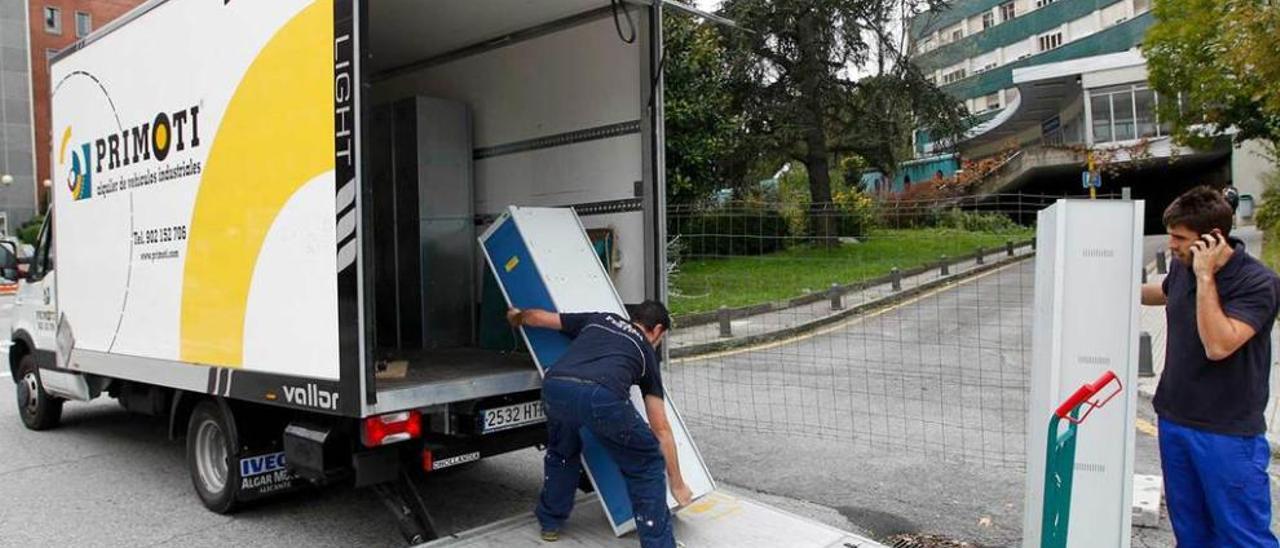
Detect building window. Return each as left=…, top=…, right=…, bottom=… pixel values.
left=1112, top=90, right=1136, bottom=141
left=1036, top=0, right=1058, bottom=7
left=920, top=37, right=934, bottom=54
left=1091, top=94, right=1113, bottom=143
left=43, top=6, right=61, bottom=35
left=1135, top=87, right=1158, bottom=138
left=1091, top=84, right=1166, bottom=144
left=951, top=29, right=964, bottom=42
left=942, top=68, right=967, bottom=85
left=75, top=12, right=91, bottom=38
left=1038, top=32, right=1063, bottom=52
left=978, top=92, right=1001, bottom=112
left=1000, top=2, right=1016, bottom=21
left=982, top=11, right=995, bottom=29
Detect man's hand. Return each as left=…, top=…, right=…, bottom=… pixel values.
left=506, top=308, right=562, bottom=331
left=506, top=308, right=523, bottom=328
left=644, top=395, right=692, bottom=509
left=672, top=482, right=693, bottom=508
left=1191, top=232, right=1233, bottom=279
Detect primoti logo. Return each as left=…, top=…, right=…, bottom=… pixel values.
left=282, top=383, right=339, bottom=411
left=58, top=104, right=201, bottom=201
left=62, top=135, right=92, bottom=201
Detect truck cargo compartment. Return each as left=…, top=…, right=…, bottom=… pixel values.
left=372, top=349, right=539, bottom=415
left=363, top=0, right=656, bottom=413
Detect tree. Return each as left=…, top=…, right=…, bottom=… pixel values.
left=664, top=11, right=746, bottom=205
left=1144, top=0, right=1280, bottom=149
left=717, top=0, right=967, bottom=240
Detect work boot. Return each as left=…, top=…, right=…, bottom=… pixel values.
left=540, top=529, right=560, bottom=542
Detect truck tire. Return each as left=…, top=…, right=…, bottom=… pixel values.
left=15, top=354, right=62, bottom=430
left=186, top=401, right=241, bottom=513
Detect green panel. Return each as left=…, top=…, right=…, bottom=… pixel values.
left=938, top=12, right=1152, bottom=101
left=478, top=266, right=520, bottom=351
left=909, top=0, right=1008, bottom=40
left=914, top=0, right=1126, bottom=74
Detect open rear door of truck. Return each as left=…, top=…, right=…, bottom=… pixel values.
left=419, top=489, right=884, bottom=547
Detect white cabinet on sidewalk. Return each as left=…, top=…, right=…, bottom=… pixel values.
left=1023, top=199, right=1144, bottom=548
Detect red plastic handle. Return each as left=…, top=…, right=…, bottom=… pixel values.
left=1054, top=370, right=1122, bottom=424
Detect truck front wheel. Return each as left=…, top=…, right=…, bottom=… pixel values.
left=186, top=401, right=242, bottom=513
left=15, top=354, right=62, bottom=430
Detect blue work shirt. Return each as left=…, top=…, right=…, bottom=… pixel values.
left=545, top=312, right=663, bottom=400
left=1154, top=238, right=1280, bottom=436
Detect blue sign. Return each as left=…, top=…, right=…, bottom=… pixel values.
left=240, top=452, right=288, bottom=477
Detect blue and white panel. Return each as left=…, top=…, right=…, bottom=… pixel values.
left=479, top=206, right=715, bottom=537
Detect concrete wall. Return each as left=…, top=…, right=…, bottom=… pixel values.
left=0, top=0, right=37, bottom=233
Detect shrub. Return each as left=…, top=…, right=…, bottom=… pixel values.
left=670, top=203, right=792, bottom=257
left=17, top=215, right=44, bottom=246
left=1255, top=169, right=1280, bottom=233
left=831, top=188, right=880, bottom=237
left=934, top=208, right=1021, bottom=232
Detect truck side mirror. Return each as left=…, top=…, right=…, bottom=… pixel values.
left=0, top=242, right=20, bottom=281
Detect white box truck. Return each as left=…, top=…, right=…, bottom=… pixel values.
left=4, top=1, right=880, bottom=545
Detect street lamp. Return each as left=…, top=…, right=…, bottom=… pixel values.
left=41, top=179, right=51, bottom=213
left=0, top=174, right=11, bottom=185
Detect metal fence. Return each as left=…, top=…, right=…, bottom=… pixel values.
left=662, top=194, right=1096, bottom=468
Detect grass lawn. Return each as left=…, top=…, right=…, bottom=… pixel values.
left=1264, top=229, right=1280, bottom=272
left=670, top=228, right=1034, bottom=316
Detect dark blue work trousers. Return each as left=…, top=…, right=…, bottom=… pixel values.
left=534, top=377, right=673, bottom=548
left=1160, top=418, right=1279, bottom=547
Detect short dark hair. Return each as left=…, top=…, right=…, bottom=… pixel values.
left=1163, top=186, right=1234, bottom=236
left=626, top=300, right=671, bottom=332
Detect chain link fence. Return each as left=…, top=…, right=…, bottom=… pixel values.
left=663, top=193, right=1109, bottom=468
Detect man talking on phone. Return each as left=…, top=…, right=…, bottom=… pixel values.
left=1141, top=186, right=1280, bottom=546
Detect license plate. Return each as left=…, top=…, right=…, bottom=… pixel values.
left=480, top=401, right=545, bottom=434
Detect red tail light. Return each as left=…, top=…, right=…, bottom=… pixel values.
left=422, top=448, right=434, bottom=472
left=361, top=411, right=422, bottom=447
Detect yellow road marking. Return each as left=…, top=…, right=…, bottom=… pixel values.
left=1135, top=418, right=1159, bottom=437
left=674, top=260, right=1023, bottom=363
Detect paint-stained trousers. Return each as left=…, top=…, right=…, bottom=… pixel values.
left=535, top=377, right=674, bottom=548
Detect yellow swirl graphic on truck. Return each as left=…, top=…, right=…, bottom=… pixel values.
left=180, top=0, right=334, bottom=367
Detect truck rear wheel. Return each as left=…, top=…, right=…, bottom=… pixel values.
left=15, top=354, right=62, bottom=430
left=186, top=401, right=241, bottom=513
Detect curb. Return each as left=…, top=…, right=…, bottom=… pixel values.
left=671, top=250, right=1036, bottom=359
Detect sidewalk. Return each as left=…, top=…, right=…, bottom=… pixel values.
left=669, top=240, right=1036, bottom=358
left=1136, top=225, right=1280, bottom=444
